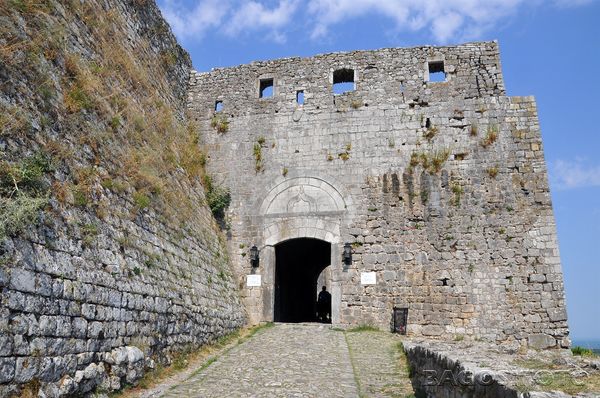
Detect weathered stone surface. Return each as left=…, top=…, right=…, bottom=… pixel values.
left=528, top=333, right=557, bottom=349
left=188, top=41, right=569, bottom=349
left=548, top=307, right=568, bottom=322
left=403, top=339, right=598, bottom=398
left=0, top=358, right=16, bottom=384
left=0, top=0, right=244, bottom=395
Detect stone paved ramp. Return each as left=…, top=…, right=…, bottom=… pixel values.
left=160, top=323, right=412, bottom=398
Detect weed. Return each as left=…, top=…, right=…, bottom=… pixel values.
left=409, top=152, right=420, bottom=168
left=282, top=167, right=288, bottom=177
left=424, top=125, right=438, bottom=141
left=133, top=191, right=150, bottom=210
left=487, top=166, right=499, bottom=178
left=210, top=114, right=229, bottom=133
left=470, top=124, right=478, bottom=136
left=202, top=174, right=231, bottom=220
left=80, top=222, right=99, bottom=247
left=109, top=115, right=121, bottom=131
left=72, top=187, right=88, bottom=207
left=327, top=153, right=334, bottom=161
left=253, top=142, right=263, bottom=172
left=572, top=346, right=596, bottom=357
left=347, top=324, right=379, bottom=332
left=451, top=183, right=463, bottom=206
left=410, top=149, right=450, bottom=174
left=0, top=194, right=48, bottom=239
left=481, top=125, right=499, bottom=147
left=350, top=100, right=362, bottom=109
left=0, top=153, right=53, bottom=238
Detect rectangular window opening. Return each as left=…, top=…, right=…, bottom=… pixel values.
left=215, top=100, right=223, bottom=112
left=259, top=78, right=274, bottom=98
left=333, top=68, right=355, bottom=94
left=296, top=90, right=304, bottom=105
left=428, top=61, right=445, bottom=82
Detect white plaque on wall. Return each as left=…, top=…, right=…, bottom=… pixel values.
left=361, top=272, right=377, bottom=285
left=246, top=274, right=262, bottom=287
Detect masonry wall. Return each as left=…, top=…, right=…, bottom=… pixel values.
left=187, top=42, right=569, bottom=350
left=0, top=1, right=244, bottom=396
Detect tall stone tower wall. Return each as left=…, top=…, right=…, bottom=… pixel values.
left=187, top=41, right=569, bottom=349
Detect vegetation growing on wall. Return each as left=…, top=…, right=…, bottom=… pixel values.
left=0, top=0, right=221, bottom=231
left=481, top=125, right=499, bottom=147
left=202, top=174, right=231, bottom=221
left=0, top=153, right=52, bottom=238
left=408, top=149, right=450, bottom=174
left=211, top=114, right=229, bottom=133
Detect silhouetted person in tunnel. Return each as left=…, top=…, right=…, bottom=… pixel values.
left=317, top=286, right=331, bottom=323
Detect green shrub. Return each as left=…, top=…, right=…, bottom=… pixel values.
left=133, top=191, right=151, bottom=209
left=0, top=153, right=52, bottom=239
left=572, top=346, right=595, bottom=357
left=210, top=115, right=229, bottom=133
left=253, top=142, right=263, bottom=172
left=202, top=175, right=231, bottom=220
left=0, top=194, right=48, bottom=239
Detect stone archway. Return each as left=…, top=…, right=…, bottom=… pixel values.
left=256, top=174, right=350, bottom=325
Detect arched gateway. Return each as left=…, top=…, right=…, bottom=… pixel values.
left=189, top=43, right=570, bottom=346
left=255, top=174, right=351, bottom=324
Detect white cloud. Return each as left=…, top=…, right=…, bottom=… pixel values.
left=158, top=0, right=597, bottom=44
left=223, top=0, right=299, bottom=39
left=160, top=0, right=230, bottom=40
left=550, top=158, right=600, bottom=190
left=305, top=0, right=531, bottom=43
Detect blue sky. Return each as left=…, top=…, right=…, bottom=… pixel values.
left=157, top=0, right=600, bottom=342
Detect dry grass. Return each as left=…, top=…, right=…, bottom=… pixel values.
left=487, top=166, right=499, bottom=178
left=481, top=125, right=499, bottom=147
left=0, top=0, right=212, bottom=226
left=410, top=149, right=450, bottom=174
left=513, top=356, right=600, bottom=395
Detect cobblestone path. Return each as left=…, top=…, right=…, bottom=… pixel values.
left=160, top=323, right=414, bottom=398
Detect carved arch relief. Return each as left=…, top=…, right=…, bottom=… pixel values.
left=259, top=177, right=346, bottom=216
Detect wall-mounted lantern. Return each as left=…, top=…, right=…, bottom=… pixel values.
left=250, top=245, right=260, bottom=268
left=343, top=242, right=352, bottom=266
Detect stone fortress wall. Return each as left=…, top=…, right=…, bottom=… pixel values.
left=0, top=1, right=244, bottom=396
left=187, top=41, right=570, bottom=350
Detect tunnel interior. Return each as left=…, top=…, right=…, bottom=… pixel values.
left=274, top=238, right=331, bottom=323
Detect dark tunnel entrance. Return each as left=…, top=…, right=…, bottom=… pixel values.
left=274, top=238, right=331, bottom=323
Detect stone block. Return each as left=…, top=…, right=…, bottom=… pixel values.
left=528, top=333, right=556, bottom=349
left=528, top=274, right=546, bottom=283
left=14, top=356, right=39, bottom=383
left=0, top=358, right=15, bottom=384
left=421, top=325, right=444, bottom=336
left=9, top=268, right=36, bottom=293
left=547, top=307, right=567, bottom=322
